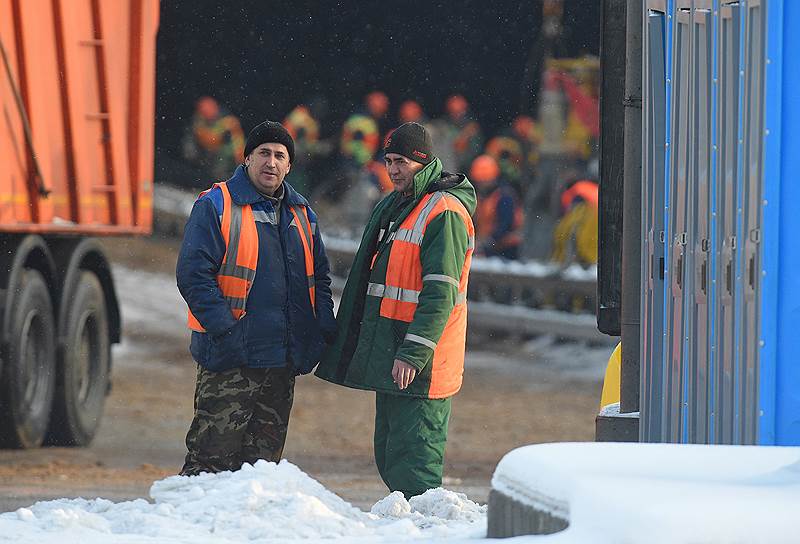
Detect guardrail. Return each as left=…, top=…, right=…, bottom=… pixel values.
left=154, top=184, right=612, bottom=343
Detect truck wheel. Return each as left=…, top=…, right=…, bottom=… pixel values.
left=48, top=271, right=110, bottom=446
left=0, top=270, right=56, bottom=448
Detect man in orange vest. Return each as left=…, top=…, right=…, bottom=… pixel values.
left=176, top=121, right=336, bottom=476
left=470, top=154, right=525, bottom=260
left=316, top=122, right=477, bottom=498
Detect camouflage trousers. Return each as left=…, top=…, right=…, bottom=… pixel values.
left=180, top=365, right=295, bottom=476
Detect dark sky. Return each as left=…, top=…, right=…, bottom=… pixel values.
left=155, top=1, right=599, bottom=156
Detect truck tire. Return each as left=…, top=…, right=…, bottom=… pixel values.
left=47, top=271, right=110, bottom=446
left=0, top=269, right=56, bottom=448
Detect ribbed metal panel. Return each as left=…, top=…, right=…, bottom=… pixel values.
left=640, top=0, right=770, bottom=444
left=715, top=2, right=741, bottom=445
left=664, top=3, right=691, bottom=443
left=686, top=3, right=713, bottom=443
left=737, top=0, right=765, bottom=444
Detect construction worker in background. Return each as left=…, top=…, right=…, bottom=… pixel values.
left=338, top=91, right=392, bottom=232
left=176, top=121, right=336, bottom=476
left=429, top=94, right=483, bottom=174
left=510, top=115, right=542, bottom=191
left=316, top=122, right=476, bottom=499
left=398, top=100, right=426, bottom=124
left=182, top=96, right=245, bottom=183
left=484, top=135, right=525, bottom=195
left=551, top=178, right=599, bottom=267
left=470, top=155, right=524, bottom=260
left=283, top=105, right=321, bottom=197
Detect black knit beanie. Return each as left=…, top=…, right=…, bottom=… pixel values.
left=244, top=120, right=295, bottom=163
left=383, top=122, right=434, bottom=165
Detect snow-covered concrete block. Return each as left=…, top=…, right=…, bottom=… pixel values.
left=489, top=442, right=800, bottom=542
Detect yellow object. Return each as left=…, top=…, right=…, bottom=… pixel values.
left=600, top=343, right=622, bottom=410
left=551, top=202, right=598, bottom=266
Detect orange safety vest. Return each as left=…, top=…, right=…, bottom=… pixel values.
left=187, top=182, right=316, bottom=332
left=373, top=191, right=475, bottom=398
left=476, top=188, right=524, bottom=249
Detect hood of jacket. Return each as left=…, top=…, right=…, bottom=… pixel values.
left=409, top=157, right=476, bottom=216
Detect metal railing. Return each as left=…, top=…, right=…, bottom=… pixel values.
left=155, top=184, right=612, bottom=343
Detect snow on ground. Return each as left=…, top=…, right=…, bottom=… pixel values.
left=112, top=265, right=187, bottom=338
left=493, top=442, right=800, bottom=544
left=0, top=460, right=486, bottom=543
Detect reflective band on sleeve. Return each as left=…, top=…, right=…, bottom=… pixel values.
left=468, top=236, right=475, bottom=250
left=456, top=292, right=467, bottom=305
left=422, top=274, right=459, bottom=287
left=405, top=333, right=437, bottom=350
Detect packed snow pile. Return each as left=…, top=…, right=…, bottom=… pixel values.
left=0, top=460, right=486, bottom=543
left=492, top=442, right=800, bottom=543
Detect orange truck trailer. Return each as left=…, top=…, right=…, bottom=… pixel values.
left=0, top=0, right=158, bottom=448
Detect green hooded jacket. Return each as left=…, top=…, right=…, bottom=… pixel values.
left=315, top=158, right=476, bottom=398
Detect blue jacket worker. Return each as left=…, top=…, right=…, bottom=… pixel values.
left=176, top=120, right=336, bottom=476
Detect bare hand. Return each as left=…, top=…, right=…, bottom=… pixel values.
left=391, top=359, right=417, bottom=390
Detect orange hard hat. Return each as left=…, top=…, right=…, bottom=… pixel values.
left=446, top=94, right=468, bottom=119
left=366, top=91, right=389, bottom=118
left=512, top=115, right=536, bottom=139
left=196, top=96, right=219, bottom=120
left=470, top=154, right=500, bottom=184
left=399, top=100, right=423, bottom=123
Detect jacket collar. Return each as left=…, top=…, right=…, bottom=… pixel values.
left=225, top=165, right=309, bottom=207
left=410, top=157, right=443, bottom=199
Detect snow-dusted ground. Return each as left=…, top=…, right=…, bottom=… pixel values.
left=0, top=461, right=486, bottom=543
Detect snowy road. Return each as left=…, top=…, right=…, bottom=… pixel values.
left=0, top=236, right=606, bottom=541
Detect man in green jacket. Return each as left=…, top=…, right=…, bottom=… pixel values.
left=316, top=122, right=476, bottom=498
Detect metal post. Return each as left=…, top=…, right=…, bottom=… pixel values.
left=620, top=0, right=643, bottom=414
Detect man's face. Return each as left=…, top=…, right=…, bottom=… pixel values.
left=245, top=143, right=291, bottom=195
left=385, top=153, right=424, bottom=195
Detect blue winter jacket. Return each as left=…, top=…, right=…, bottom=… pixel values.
left=176, top=166, right=337, bottom=374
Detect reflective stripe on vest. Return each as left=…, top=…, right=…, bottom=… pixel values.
left=372, top=191, right=475, bottom=323
left=187, top=182, right=316, bottom=331
left=370, top=190, right=475, bottom=398
left=289, top=206, right=317, bottom=315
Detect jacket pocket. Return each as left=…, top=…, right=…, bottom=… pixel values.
left=203, top=319, right=248, bottom=372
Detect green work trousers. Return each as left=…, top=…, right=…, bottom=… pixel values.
left=374, top=392, right=452, bottom=498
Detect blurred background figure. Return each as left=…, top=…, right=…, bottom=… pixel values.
left=337, top=91, right=391, bottom=234
left=470, top=154, right=524, bottom=260
left=283, top=104, right=321, bottom=197
left=485, top=135, right=525, bottom=196
left=510, top=115, right=542, bottom=193
left=430, top=94, right=483, bottom=174
left=181, top=96, right=245, bottom=183
left=551, top=177, right=599, bottom=267
left=398, top=100, right=426, bottom=125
